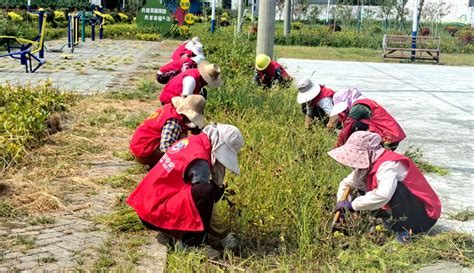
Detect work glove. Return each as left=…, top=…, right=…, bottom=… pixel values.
left=334, top=201, right=354, bottom=213
left=325, top=115, right=339, bottom=132
left=304, top=115, right=313, bottom=129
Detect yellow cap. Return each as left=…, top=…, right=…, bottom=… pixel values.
left=255, top=54, right=271, bottom=71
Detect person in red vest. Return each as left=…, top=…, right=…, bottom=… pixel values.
left=170, top=36, right=203, bottom=61
left=159, top=61, right=221, bottom=105
left=254, top=54, right=293, bottom=89
left=296, top=78, right=339, bottom=131
left=329, top=88, right=406, bottom=151
left=329, top=131, right=441, bottom=243
left=130, top=95, right=206, bottom=167
left=156, top=54, right=206, bottom=84
left=127, top=124, right=244, bottom=247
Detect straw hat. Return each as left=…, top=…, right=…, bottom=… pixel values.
left=198, top=61, right=222, bottom=88
left=328, top=131, right=383, bottom=169
left=171, top=95, right=206, bottom=129
left=296, top=78, right=321, bottom=104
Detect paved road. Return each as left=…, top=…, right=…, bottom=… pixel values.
left=279, top=58, right=474, bottom=235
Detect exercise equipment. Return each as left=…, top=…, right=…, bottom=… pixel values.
left=0, top=9, right=47, bottom=73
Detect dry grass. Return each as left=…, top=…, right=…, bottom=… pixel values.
left=0, top=91, right=159, bottom=215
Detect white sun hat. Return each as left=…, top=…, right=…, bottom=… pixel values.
left=329, top=102, right=349, bottom=117
left=296, top=78, right=321, bottom=104
left=204, top=124, right=244, bottom=175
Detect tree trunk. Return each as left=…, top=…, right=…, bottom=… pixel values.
left=283, top=0, right=291, bottom=36
left=256, top=0, right=276, bottom=57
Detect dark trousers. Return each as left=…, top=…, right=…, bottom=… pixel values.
left=141, top=183, right=216, bottom=246
left=377, top=182, right=437, bottom=234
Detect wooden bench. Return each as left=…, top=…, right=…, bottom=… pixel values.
left=382, top=34, right=441, bottom=64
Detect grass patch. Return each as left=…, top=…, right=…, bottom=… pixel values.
left=0, top=83, right=76, bottom=170
left=122, top=111, right=150, bottom=130
left=404, top=146, right=449, bottom=176
left=97, top=174, right=138, bottom=190
left=0, top=201, right=26, bottom=218
left=93, top=239, right=116, bottom=271
left=40, top=256, right=58, bottom=263
left=449, top=211, right=474, bottom=222
left=105, top=79, right=158, bottom=101
left=28, top=215, right=56, bottom=225
left=13, top=235, right=36, bottom=250
left=98, top=205, right=145, bottom=233
left=275, top=45, right=474, bottom=66
left=112, top=150, right=135, bottom=161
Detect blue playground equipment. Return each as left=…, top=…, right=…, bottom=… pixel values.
left=0, top=9, right=47, bottom=73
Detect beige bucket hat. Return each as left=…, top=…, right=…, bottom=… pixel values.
left=198, top=61, right=222, bottom=88
left=171, top=95, right=206, bottom=129
left=192, top=36, right=201, bottom=44
left=203, top=124, right=244, bottom=175
left=296, top=78, right=321, bottom=104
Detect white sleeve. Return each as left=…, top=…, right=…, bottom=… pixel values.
left=317, top=97, right=334, bottom=115
left=182, top=76, right=196, bottom=96
left=336, top=171, right=355, bottom=201
left=351, top=161, right=408, bottom=211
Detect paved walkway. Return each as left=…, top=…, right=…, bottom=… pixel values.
left=280, top=58, right=474, bottom=235
left=0, top=39, right=162, bottom=93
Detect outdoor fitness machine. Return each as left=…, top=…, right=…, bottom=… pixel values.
left=0, top=9, right=46, bottom=73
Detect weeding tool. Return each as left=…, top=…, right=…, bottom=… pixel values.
left=331, top=186, right=351, bottom=232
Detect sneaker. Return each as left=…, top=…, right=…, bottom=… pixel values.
left=221, top=233, right=238, bottom=251
left=203, top=245, right=222, bottom=260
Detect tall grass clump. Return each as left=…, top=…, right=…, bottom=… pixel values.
left=0, top=82, right=76, bottom=170
left=159, top=26, right=474, bottom=271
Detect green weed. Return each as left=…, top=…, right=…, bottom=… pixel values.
left=28, top=215, right=56, bottom=225
left=121, top=112, right=150, bottom=130
left=39, top=256, right=58, bottom=263
left=97, top=174, right=137, bottom=190
left=404, top=146, right=449, bottom=176
left=112, top=150, right=135, bottom=161
left=93, top=239, right=116, bottom=271
left=0, top=201, right=26, bottom=218
left=105, top=79, right=158, bottom=101
left=449, top=211, right=474, bottom=222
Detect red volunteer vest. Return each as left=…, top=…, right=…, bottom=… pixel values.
left=171, top=41, right=193, bottom=61
left=367, top=150, right=441, bottom=219
left=336, top=98, right=406, bottom=147
left=129, top=104, right=186, bottom=158
left=257, top=61, right=290, bottom=84
left=309, top=85, right=335, bottom=108
left=127, top=133, right=212, bottom=231
left=159, top=58, right=195, bottom=74
left=159, top=69, right=202, bottom=105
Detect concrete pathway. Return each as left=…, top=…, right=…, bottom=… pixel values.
left=0, top=39, right=162, bottom=93
left=279, top=58, right=474, bottom=235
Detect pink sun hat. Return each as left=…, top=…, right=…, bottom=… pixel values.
left=328, top=131, right=383, bottom=169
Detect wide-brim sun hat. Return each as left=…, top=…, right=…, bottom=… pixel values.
left=214, top=124, right=244, bottom=175
left=255, top=53, right=271, bottom=71
left=198, top=61, right=222, bottom=88
left=171, top=95, right=206, bottom=128
left=328, top=131, right=382, bottom=169
left=191, top=54, right=206, bottom=64
left=296, top=78, right=321, bottom=104
left=192, top=36, right=201, bottom=44
left=329, top=102, right=348, bottom=117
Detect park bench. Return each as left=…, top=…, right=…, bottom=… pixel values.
left=382, top=34, right=441, bottom=64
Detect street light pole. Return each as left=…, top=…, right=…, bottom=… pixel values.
left=283, top=0, right=291, bottom=36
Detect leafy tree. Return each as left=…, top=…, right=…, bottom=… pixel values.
left=379, top=0, right=396, bottom=29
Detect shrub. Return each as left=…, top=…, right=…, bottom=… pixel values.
left=53, top=10, right=65, bottom=22
left=456, top=29, right=473, bottom=44
left=117, top=12, right=129, bottom=22
left=104, top=13, right=115, bottom=24
left=0, top=83, right=76, bottom=170
left=135, top=33, right=161, bottom=41
left=7, top=11, right=23, bottom=22
left=291, top=21, right=303, bottom=30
